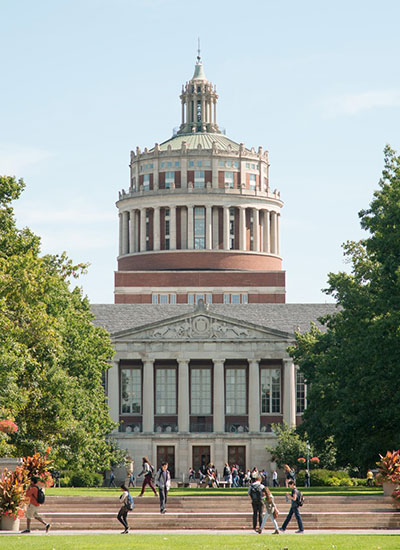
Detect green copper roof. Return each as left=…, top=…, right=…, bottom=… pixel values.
left=192, top=62, right=207, bottom=81
left=156, top=133, right=244, bottom=152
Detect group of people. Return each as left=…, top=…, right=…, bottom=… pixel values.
left=192, top=463, right=280, bottom=488
left=249, top=475, right=304, bottom=535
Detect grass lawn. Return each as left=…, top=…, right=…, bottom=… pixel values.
left=1, top=534, right=399, bottom=550
left=46, top=486, right=383, bottom=498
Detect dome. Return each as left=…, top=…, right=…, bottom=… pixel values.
left=154, top=133, right=246, bottom=153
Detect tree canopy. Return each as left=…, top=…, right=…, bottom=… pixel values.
left=0, top=176, right=122, bottom=471
left=289, top=146, right=400, bottom=473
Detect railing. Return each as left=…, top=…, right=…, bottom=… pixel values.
left=119, top=420, right=142, bottom=433
left=154, top=422, right=178, bottom=433
left=224, top=422, right=249, bottom=433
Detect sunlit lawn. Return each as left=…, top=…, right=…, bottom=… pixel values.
left=1, top=534, right=399, bottom=550
left=46, top=486, right=383, bottom=498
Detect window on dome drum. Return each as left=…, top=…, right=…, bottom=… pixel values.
left=229, top=208, right=236, bottom=249
left=165, top=208, right=170, bottom=250
left=165, top=171, right=174, bottom=189
left=188, top=293, right=212, bottom=305
left=143, top=174, right=150, bottom=190
left=296, top=370, right=306, bottom=413
left=194, top=207, right=205, bottom=249
left=167, top=162, right=172, bottom=168
left=190, top=367, right=212, bottom=415
left=152, top=294, right=176, bottom=304
left=194, top=170, right=205, bottom=188
left=219, top=160, right=225, bottom=167
left=175, top=161, right=180, bottom=167
left=223, top=293, right=248, bottom=304
left=121, top=368, right=142, bottom=414
left=146, top=211, right=150, bottom=251
left=261, top=368, right=281, bottom=414
left=224, top=171, right=234, bottom=188
left=225, top=368, right=247, bottom=415
left=189, top=161, right=194, bottom=167
left=249, top=173, right=256, bottom=190
left=156, top=368, right=177, bottom=414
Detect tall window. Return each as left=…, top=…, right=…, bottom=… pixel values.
left=229, top=208, right=236, bottom=249
left=194, top=170, right=205, bottom=188
left=145, top=210, right=150, bottom=251
left=188, top=293, right=212, bottom=304
left=143, top=173, right=150, bottom=190
left=164, top=208, right=170, bottom=250
left=165, top=171, right=174, bottom=189
left=121, top=368, right=142, bottom=414
left=224, top=171, right=234, bottom=188
left=225, top=367, right=246, bottom=415
left=152, top=294, right=176, bottom=304
left=223, top=293, right=248, bottom=304
left=296, top=370, right=306, bottom=413
left=155, top=368, right=177, bottom=414
left=194, top=207, right=205, bottom=249
left=191, top=367, right=212, bottom=414
left=260, top=368, right=281, bottom=413
left=249, top=173, right=256, bottom=190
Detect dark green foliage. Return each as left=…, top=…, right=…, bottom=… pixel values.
left=289, top=146, right=400, bottom=472
left=68, top=471, right=103, bottom=487
left=0, top=176, right=119, bottom=471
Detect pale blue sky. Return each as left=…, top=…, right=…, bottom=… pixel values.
left=1, top=0, right=399, bottom=303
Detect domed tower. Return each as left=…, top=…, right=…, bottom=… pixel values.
left=115, top=55, right=285, bottom=305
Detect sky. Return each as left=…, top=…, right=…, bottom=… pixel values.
left=1, top=0, right=400, bottom=304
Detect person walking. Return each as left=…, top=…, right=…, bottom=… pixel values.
left=304, top=469, right=310, bottom=487
left=366, top=469, right=374, bottom=487
left=21, top=476, right=51, bottom=534
left=138, top=456, right=157, bottom=496
left=284, top=464, right=296, bottom=487
left=109, top=470, right=117, bottom=487
left=155, top=461, right=171, bottom=513
left=280, top=480, right=304, bottom=534
left=128, top=471, right=136, bottom=488
left=272, top=470, right=279, bottom=487
left=117, top=484, right=133, bottom=534
left=223, top=463, right=232, bottom=487
left=259, top=487, right=280, bottom=534
left=248, top=475, right=264, bottom=532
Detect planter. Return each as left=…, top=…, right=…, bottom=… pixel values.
left=382, top=480, right=398, bottom=496
left=1, top=515, right=20, bottom=531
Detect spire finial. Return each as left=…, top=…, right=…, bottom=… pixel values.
left=197, top=37, right=201, bottom=63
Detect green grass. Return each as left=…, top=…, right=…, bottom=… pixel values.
left=46, top=486, right=383, bottom=498
left=0, top=534, right=399, bottom=550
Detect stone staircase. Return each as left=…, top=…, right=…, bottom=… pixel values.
left=19, top=495, right=400, bottom=531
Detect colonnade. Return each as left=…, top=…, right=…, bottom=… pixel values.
left=108, top=357, right=297, bottom=433
left=119, top=205, right=280, bottom=256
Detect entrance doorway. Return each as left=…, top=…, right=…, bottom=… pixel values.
left=157, top=446, right=175, bottom=478
left=228, top=445, right=246, bottom=471
left=192, top=445, right=211, bottom=475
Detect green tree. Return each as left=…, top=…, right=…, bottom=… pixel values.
left=266, top=422, right=313, bottom=469
left=289, top=146, right=400, bottom=472
left=0, top=176, right=122, bottom=471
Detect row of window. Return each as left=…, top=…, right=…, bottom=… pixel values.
left=141, top=171, right=257, bottom=191
left=121, top=366, right=306, bottom=417
left=151, top=293, right=249, bottom=305
left=139, top=161, right=259, bottom=172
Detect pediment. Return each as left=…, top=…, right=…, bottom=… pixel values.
left=112, top=307, right=292, bottom=343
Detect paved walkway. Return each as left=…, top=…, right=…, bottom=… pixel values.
left=1, top=529, right=400, bottom=535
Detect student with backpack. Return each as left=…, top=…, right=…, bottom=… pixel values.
left=117, top=484, right=134, bottom=534
left=248, top=475, right=264, bottom=532
left=155, top=461, right=171, bottom=513
left=138, top=456, right=157, bottom=497
left=280, top=479, right=304, bottom=534
left=21, top=476, right=51, bottom=534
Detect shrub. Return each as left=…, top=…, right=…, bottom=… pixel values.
left=296, top=468, right=353, bottom=487
left=63, top=471, right=103, bottom=487
left=351, top=478, right=368, bottom=487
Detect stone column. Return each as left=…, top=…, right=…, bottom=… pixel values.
left=248, top=360, right=260, bottom=432
left=170, top=206, right=177, bottom=250
left=178, top=360, right=190, bottom=433
left=212, top=207, right=219, bottom=248
left=187, top=205, right=194, bottom=249
left=270, top=211, right=277, bottom=254
left=153, top=206, right=160, bottom=251
left=122, top=211, right=129, bottom=255
left=142, top=360, right=154, bottom=433
left=263, top=210, right=270, bottom=253
left=181, top=99, right=185, bottom=125
left=223, top=206, right=230, bottom=250
left=181, top=207, right=187, bottom=249
left=283, top=359, right=296, bottom=428
left=212, top=157, right=218, bottom=188
left=277, top=213, right=280, bottom=256
left=239, top=207, right=246, bottom=251
left=129, top=210, right=135, bottom=253
left=118, top=213, right=123, bottom=256
left=213, top=360, right=225, bottom=433
left=206, top=205, right=213, bottom=250
left=253, top=208, right=259, bottom=252
left=108, top=360, right=120, bottom=428
left=140, top=208, right=147, bottom=252
left=213, top=99, right=217, bottom=124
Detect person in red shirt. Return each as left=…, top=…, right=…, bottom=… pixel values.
left=21, top=476, right=51, bottom=534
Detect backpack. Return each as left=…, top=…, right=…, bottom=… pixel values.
left=296, top=490, right=304, bottom=507
left=36, top=486, right=45, bottom=504
left=127, top=492, right=134, bottom=511
left=250, top=484, right=263, bottom=504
